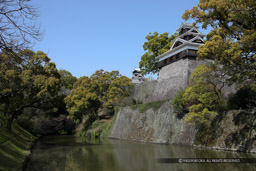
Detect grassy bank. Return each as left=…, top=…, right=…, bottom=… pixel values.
left=131, top=100, right=167, bottom=113
left=0, top=117, right=37, bottom=171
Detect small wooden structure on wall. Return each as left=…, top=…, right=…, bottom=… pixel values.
left=132, top=67, right=144, bottom=85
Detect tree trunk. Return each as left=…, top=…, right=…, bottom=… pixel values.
left=7, top=114, right=14, bottom=131
left=4, top=104, right=8, bottom=116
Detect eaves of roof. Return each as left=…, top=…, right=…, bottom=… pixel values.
left=156, top=42, right=203, bottom=60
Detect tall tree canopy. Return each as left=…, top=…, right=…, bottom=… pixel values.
left=59, top=69, right=77, bottom=90
left=172, top=0, right=256, bottom=125
left=139, top=32, right=177, bottom=75
left=107, top=76, right=134, bottom=107
left=0, top=0, right=42, bottom=51
left=0, top=49, right=60, bottom=130
left=183, top=65, right=223, bottom=125
left=172, top=64, right=228, bottom=125
left=182, top=0, right=256, bottom=85
left=65, top=70, right=133, bottom=123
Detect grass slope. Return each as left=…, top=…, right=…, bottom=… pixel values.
left=131, top=100, right=167, bottom=113
left=0, top=118, right=37, bottom=171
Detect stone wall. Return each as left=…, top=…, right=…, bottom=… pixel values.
left=109, top=102, right=256, bottom=152
left=109, top=101, right=196, bottom=145
left=109, top=58, right=256, bottom=153
left=133, top=58, right=210, bottom=103
left=196, top=110, right=256, bottom=153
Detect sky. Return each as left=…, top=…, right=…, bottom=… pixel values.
left=33, top=0, right=209, bottom=78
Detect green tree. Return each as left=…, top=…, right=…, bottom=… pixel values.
left=139, top=32, right=177, bottom=75
left=64, top=70, right=133, bottom=123
left=90, top=69, right=120, bottom=101
left=172, top=88, right=186, bottom=115
left=107, top=76, right=134, bottom=107
left=40, top=69, right=77, bottom=116
left=182, top=64, right=227, bottom=125
left=59, top=69, right=77, bottom=89
left=182, top=0, right=256, bottom=85
left=228, top=86, right=256, bottom=110
left=65, top=76, right=99, bottom=122
left=0, top=49, right=60, bottom=130
left=64, top=86, right=101, bottom=123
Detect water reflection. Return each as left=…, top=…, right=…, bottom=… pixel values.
left=25, top=136, right=256, bottom=171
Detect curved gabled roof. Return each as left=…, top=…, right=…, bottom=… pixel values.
left=155, top=23, right=205, bottom=62
left=170, top=35, right=204, bottom=50
left=176, top=23, right=199, bottom=32
left=170, top=38, right=187, bottom=49
left=178, top=27, right=205, bottom=38
left=190, top=35, right=204, bottom=43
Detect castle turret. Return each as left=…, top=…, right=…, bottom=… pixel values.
left=132, top=67, right=144, bottom=85
left=156, top=23, right=205, bottom=69
left=149, top=23, right=210, bottom=100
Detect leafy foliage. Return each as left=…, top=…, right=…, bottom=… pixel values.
left=65, top=87, right=101, bottom=123
left=0, top=49, right=60, bottom=130
left=182, top=0, right=256, bottom=85
left=172, top=88, right=186, bottom=115
left=139, top=32, right=177, bottom=75
left=65, top=70, right=133, bottom=123
left=228, top=86, right=256, bottom=110
left=178, top=0, right=256, bottom=125
left=179, top=65, right=227, bottom=125
left=107, top=76, right=134, bottom=107
left=59, top=69, right=77, bottom=89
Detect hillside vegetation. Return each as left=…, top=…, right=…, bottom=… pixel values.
left=0, top=117, right=37, bottom=171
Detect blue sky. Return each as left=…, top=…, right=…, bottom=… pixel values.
left=34, top=0, right=208, bottom=78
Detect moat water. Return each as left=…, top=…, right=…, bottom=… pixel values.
left=25, top=135, right=256, bottom=171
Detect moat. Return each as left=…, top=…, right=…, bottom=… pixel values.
left=25, top=136, right=256, bottom=171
